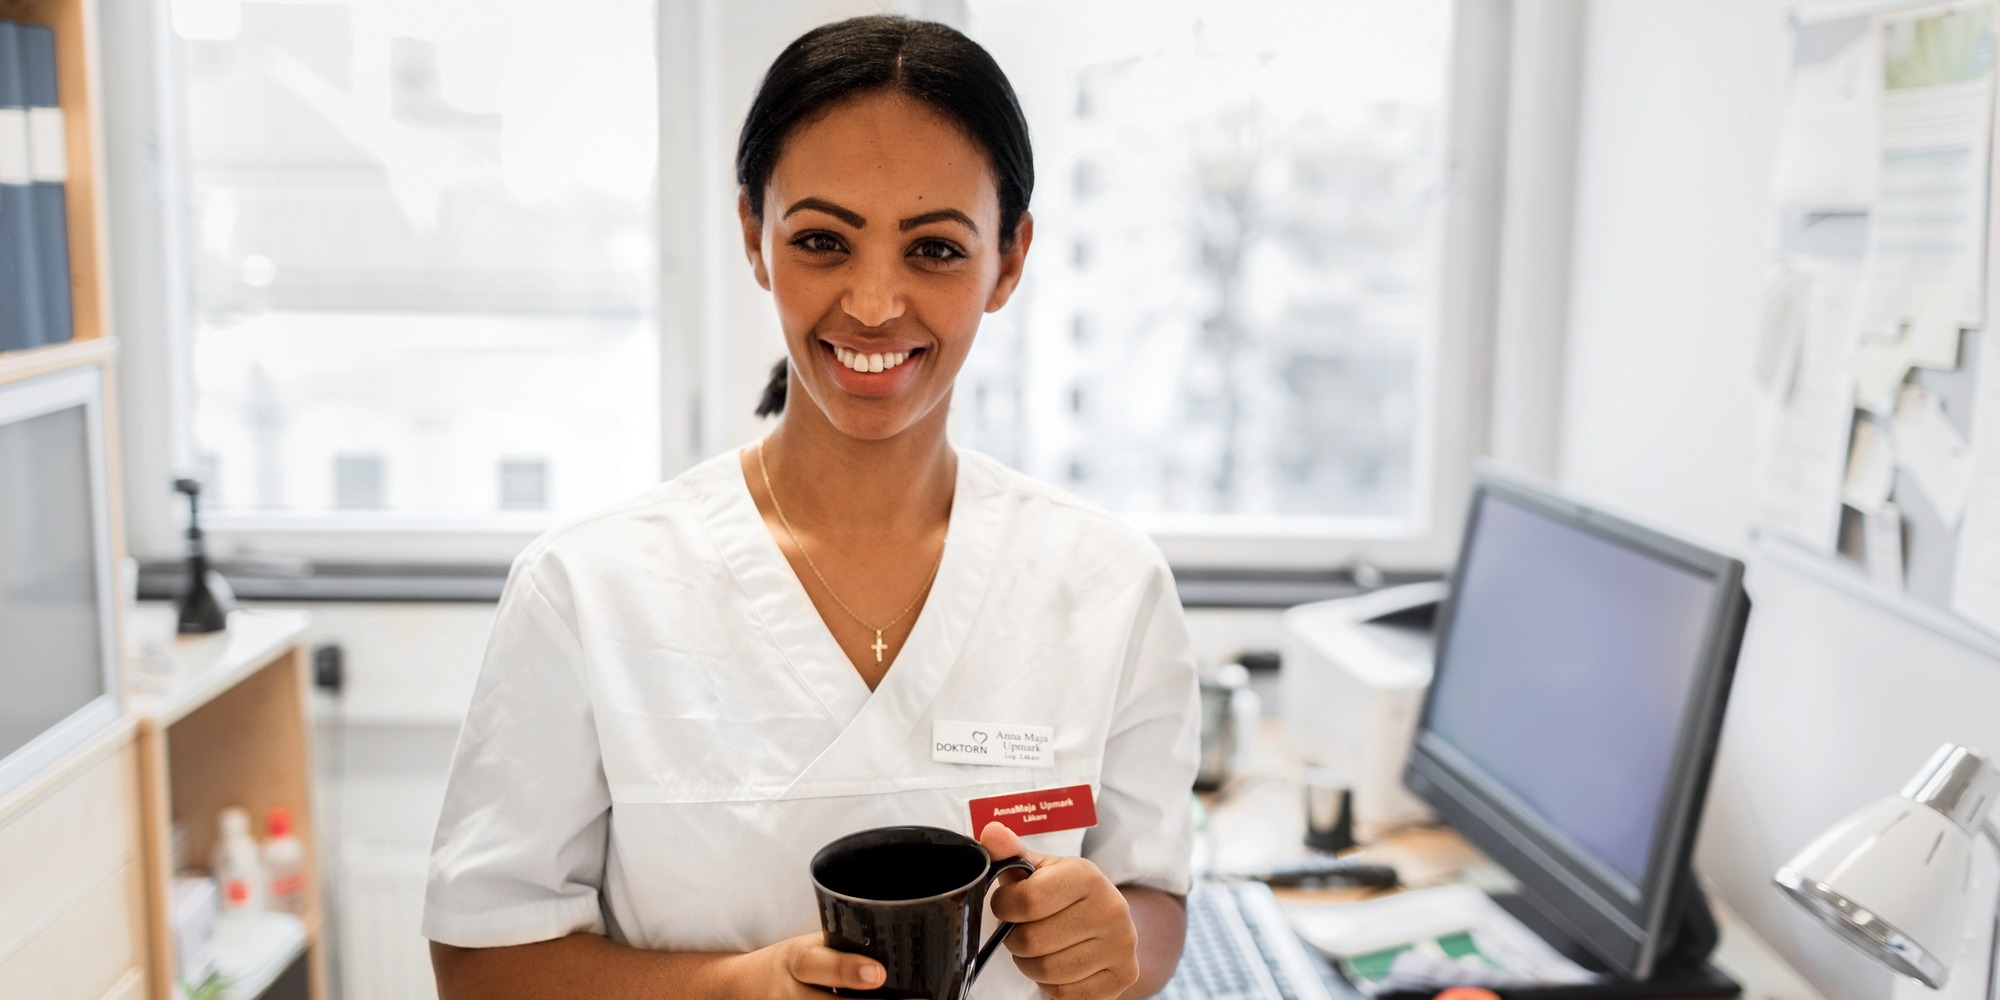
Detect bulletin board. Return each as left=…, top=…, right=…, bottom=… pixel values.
left=1753, top=1, right=2000, bottom=652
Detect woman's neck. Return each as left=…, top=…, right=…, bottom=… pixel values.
left=758, top=406, right=956, bottom=538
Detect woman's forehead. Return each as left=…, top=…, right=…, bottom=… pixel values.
left=766, top=92, right=1000, bottom=226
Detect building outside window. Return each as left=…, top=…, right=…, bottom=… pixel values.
left=960, top=0, right=1452, bottom=532
left=176, top=0, right=660, bottom=525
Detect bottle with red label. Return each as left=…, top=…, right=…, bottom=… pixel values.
left=263, top=807, right=307, bottom=915
left=211, top=807, right=265, bottom=911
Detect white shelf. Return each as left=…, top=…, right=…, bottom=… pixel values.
left=126, top=607, right=313, bottom=725
left=211, top=909, right=306, bottom=1000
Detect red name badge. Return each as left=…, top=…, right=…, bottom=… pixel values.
left=969, top=784, right=1098, bottom=837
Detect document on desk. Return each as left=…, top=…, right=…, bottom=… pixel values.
left=1952, top=331, right=2000, bottom=636
left=1857, top=4, right=1994, bottom=339
left=1286, top=884, right=1598, bottom=994
left=1755, top=260, right=1861, bottom=554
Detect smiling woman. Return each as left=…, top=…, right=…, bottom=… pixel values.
left=736, top=15, right=1035, bottom=430
left=423, top=15, right=1198, bottom=1000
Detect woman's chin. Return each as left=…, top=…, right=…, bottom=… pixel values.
left=802, top=390, right=950, bottom=443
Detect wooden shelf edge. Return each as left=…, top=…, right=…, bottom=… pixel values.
left=0, top=338, right=117, bottom=388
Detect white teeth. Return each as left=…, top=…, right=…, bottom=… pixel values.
left=831, top=345, right=914, bottom=373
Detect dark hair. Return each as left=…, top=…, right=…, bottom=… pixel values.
left=739, top=15, right=1034, bottom=417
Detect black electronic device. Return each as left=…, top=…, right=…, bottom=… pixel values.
left=1400, top=470, right=1750, bottom=997
left=1226, top=855, right=1401, bottom=891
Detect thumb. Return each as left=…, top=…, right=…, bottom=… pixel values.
left=979, top=821, right=1048, bottom=870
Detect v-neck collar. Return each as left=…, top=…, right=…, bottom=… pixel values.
left=694, top=446, right=1002, bottom=734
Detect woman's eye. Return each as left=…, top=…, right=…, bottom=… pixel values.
left=910, top=239, right=967, bottom=263
left=791, top=232, right=846, bottom=255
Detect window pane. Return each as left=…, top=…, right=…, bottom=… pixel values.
left=180, top=0, right=659, bottom=522
left=961, top=0, right=1450, bottom=526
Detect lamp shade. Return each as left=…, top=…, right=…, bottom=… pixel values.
left=1773, top=743, right=2000, bottom=989
left=1775, top=795, right=1967, bottom=986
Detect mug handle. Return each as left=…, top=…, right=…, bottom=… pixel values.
left=968, top=855, right=1037, bottom=986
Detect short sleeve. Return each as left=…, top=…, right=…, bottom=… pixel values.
left=422, top=559, right=612, bottom=947
left=1081, top=560, right=1199, bottom=896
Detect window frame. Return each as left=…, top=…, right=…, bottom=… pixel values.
left=108, top=0, right=1511, bottom=580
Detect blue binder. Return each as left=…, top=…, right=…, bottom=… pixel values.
left=20, top=24, right=68, bottom=347
left=0, top=22, right=44, bottom=353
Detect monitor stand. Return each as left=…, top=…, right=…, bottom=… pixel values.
left=1466, top=891, right=1740, bottom=1000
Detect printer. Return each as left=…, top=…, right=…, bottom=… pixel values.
left=1279, top=580, right=1446, bottom=840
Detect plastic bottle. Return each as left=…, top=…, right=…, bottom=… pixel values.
left=211, top=808, right=264, bottom=911
left=262, top=807, right=307, bottom=916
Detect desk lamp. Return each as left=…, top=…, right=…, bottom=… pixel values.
left=1774, top=743, right=2000, bottom=992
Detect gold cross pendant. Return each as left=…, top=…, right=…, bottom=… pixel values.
left=871, top=630, right=888, bottom=663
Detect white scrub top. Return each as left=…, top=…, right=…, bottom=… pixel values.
left=422, top=448, right=1199, bottom=1000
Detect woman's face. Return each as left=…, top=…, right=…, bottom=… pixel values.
left=740, top=90, right=1031, bottom=442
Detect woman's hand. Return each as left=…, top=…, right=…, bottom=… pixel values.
left=744, top=932, right=889, bottom=997
left=979, top=822, right=1141, bottom=1000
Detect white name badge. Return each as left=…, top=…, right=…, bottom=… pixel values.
left=932, top=720, right=1054, bottom=768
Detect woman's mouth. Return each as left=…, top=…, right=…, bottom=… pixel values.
left=831, top=344, right=918, bottom=373
left=819, top=340, right=925, bottom=397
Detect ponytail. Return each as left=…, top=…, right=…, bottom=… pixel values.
left=755, top=357, right=788, bottom=417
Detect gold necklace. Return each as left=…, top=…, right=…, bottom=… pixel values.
left=757, top=441, right=945, bottom=664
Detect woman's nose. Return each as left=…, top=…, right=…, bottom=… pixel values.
left=840, top=258, right=907, bottom=328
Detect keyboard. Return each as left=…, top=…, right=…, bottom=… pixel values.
left=1159, top=880, right=1363, bottom=1000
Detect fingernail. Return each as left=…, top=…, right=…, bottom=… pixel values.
left=863, top=966, right=884, bottom=985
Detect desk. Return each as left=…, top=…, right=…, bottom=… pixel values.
left=1198, top=722, right=1829, bottom=1000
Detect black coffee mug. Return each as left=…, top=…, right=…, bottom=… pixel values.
left=811, top=825, right=1036, bottom=999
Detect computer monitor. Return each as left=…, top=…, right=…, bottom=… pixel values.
left=1403, top=470, right=1749, bottom=983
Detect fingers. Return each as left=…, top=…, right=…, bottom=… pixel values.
left=782, top=939, right=886, bottom=992
left=979, top=821, right=1047, bottom=869
left=1008, top=936, right=1132, bottom=986
left=1030, top=967, right=1135, bottom=1000
left=989, top=855, right=1107, bottom=924
left=1000, top=891, right=1134, bottom=957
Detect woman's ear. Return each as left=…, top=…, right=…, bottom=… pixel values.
left=739, top=188, right=772, bottom=291
left=985, top=211, right=1033, bottom=313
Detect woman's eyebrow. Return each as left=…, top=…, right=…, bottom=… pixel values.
left=783, top=197, right=866, bottom=228
left=900, top=208, right=977, bottom=233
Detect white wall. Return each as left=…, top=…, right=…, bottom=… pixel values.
left=1558, top=3, right=2000, bottom=997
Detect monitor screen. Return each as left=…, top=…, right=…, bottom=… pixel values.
left=1406, top=473, right=1747, bottom=979
left=0, top=403, right=109, bottom=765
left=1424, top=490, right=1719, bottom=889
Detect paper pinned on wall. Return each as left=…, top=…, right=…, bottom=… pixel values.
left=1865, top=500, right=1908, bottom=590
left=1756, top=262, right=1808, bottom=398
left=1906, top=279, right=1966, bottom=369
left=1775, top=18, right=1879, bottom=211
left=1755, top=261, right=1861, bottom=553
left=1844, top=416, right=1897, bottom=512
left=1856, top=5, right=1995, bottom=336
left=1894, top=383, right=1976, bottom=526
left=1851, top=340, right=1913, bottom=413
left=1952, top=331, right=2000, bottom=636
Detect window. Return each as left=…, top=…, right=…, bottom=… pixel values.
left=497, top=457, right=549, bottom=511
left=331, top=453, right=385, bottom=510
left=115, top=0, right=1500, bottom=573
left=174, top=0, right=660, bottom=526
left=960, top=0, right=1455, bottom=538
